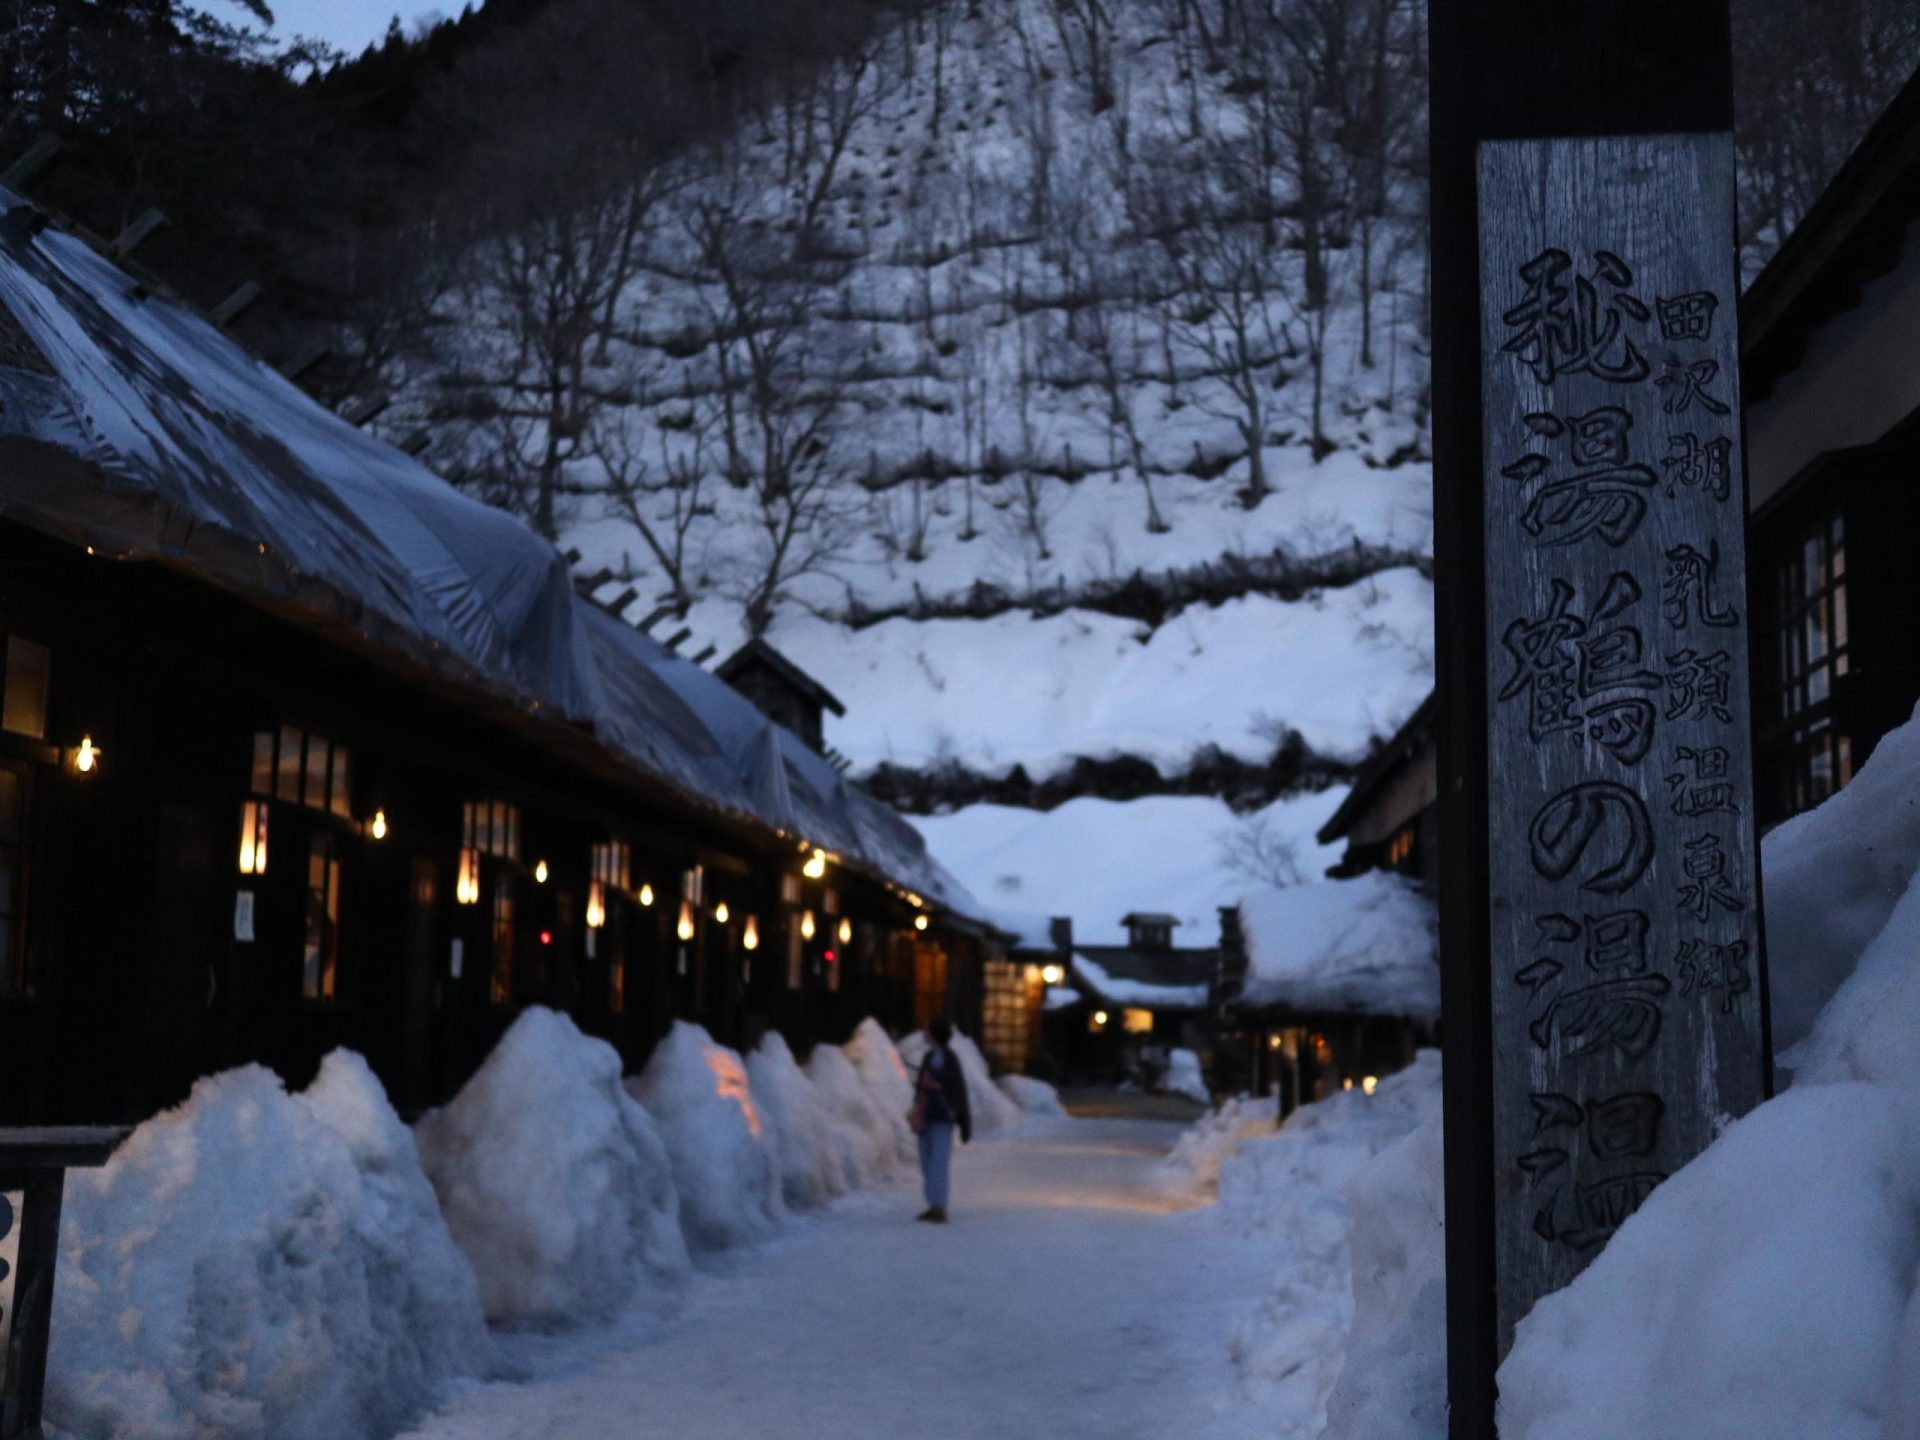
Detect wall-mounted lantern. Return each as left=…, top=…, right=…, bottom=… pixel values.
left=638, top=882, right=655, bottom=907
left=914, top=913, right=930, bottom=932
left=800, top=910, right=816, bottom=941
left=65, top=734, right=100, bottom=778
left=585, top=881, right=606, bottom=931
left=455, top=847, right=481, bottom=906
left=237, top=801, right=269, bottom=876
left=742, top=915, right=760, bottom=951
left=676, top=901, right=696, bottom=942
left=533, top=859, right=549, bottom=885
left=0, top=1127, right=125, bottom=1437
left=367, top=808, right=389, bottom=842
left=802, top=848, right=827, bottom=880
left=714, top=901, right=730, bottom=924
left=837, top=917, right=852, bottom=945
left=1040, top=962, right=1065, bottom=987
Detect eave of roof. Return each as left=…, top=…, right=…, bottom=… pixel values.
left=1742, top=62, right=1920, bottom=404
left=1317, top=693, right=1436, bottom=845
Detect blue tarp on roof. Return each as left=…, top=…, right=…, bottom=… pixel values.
left=0, top=193, right=988, bottom=923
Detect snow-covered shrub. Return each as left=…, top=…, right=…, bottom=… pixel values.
left=1320, top=1113, right=1446, bottom=1440
left=415, top=1006, right=687, bottom=1324
left=50, top=1052, right=488, bottom=1440
left=999, top=1072, right=1066, bottom=1117
left=898, top=1026, right=1022, bottom=1136
left=805, top=1042, right=900, bottom=1186
left=630, top=1021, right=784, bottom=1250
left=746, top=1031, right=849, bottom=1211
left=1165, top=1047, right=1210, bottom=1103
left=1497, top=706, right=1920, bottom=1439
left=843, top=1016, right=918, bottom=1162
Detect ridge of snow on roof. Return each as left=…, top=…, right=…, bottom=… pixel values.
left=0, top=192, right=983, bottom=920
left=1071, top=950, right=1210, bottom=1010
left=1236, top=872, right=1439, bottom=1019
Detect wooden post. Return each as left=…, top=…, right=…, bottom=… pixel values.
left=1430, top=3, right=1770, bottom=1432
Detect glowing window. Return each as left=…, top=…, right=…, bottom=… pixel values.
left=1121, top=1007, right=1155, bottom=1035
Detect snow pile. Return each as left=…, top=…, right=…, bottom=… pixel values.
left=1236, top=872, right=1440, bottom=1019
left=50, top=1053, right=488, bottom=1440
left=1320, top=1114, right=1447, bottom=1440
left=843, top=1017, right=918, bottom=1162
left=1166, top=1048, right=1211, bottom=1103
left=805, top=1043, right=902, bottom=1186
left=898, top=1028, right=1023, bottom=1137
left=415, top=1007, right=688, bottom=1324
left=999, top=1073, right=1066, bottom=1117
left=1754, top=703, right=1920, bottom=1057
left=1497, top=703, right=1920, bottom=1440
left=746, top=1031, right=850, bottom=1211
left=1161, top=1092, right=1280, bottom=1198
left=1210, top=1054, right=1441, bottom=1437
left=630, top=1021, right=784, bottom=1252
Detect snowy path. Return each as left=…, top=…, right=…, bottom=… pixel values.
left=399, top=1117, right=1276, bottom=1440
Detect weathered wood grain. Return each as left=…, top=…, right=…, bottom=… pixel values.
left=1476, top=133, right=1767, bottom=1355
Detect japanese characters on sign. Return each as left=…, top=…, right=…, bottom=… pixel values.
left=1478, top=134, right=1766, bottom=1353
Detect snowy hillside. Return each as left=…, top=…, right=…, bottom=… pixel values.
left=409, top=0, right=1433, bottom=934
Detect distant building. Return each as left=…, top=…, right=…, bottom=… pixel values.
left=716, top=639, right=848, bottom=756
left=1040, top=913, right=1216, bottom=1087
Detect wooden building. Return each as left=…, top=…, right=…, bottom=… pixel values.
left=1045, top=913, right=1216, bottom=1086
left=0, top=193, right=1002, bottom=1126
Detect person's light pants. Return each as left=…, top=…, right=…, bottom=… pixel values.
left=918, top=1120, right=954, bottom=1209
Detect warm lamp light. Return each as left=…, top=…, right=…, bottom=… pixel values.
left=639, top=882, right=655, bottom=907
left=802, top=848, right=827, bottom=879
left=714, top=900, right=730, bottom=924
left=1362, top=1075, right=1379, bottom=1096
left=1092, top=1010, right=1109, bottom=1028
left=914, top=913, right=929, bottom=932
left=456, top=846, right=481, bottom=905
left=369, top=808, right=389, bottom=841
left=586, top=881, right=606, bottom=930
left=534, top=859, right=550, bottom=884
left=742, top=914, right=760, bottom=951
left=1342, top=1077, right=1355, bottom=1092
left=837, top=917, right=852, bottom=944
left=72, top=734, right=100, bottom=776
left=238, top=801, right=269, bottom=876
left=1040, top=963, right=1064, bottom=986
left=1268, top=1033, right=1283, bottom=1051
left=677, top=901, right=696, bottom=942
left=800, top=910, right=816, bottom=940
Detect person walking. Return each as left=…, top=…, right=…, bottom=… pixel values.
left=910, top=1014, right=971, bottom=1223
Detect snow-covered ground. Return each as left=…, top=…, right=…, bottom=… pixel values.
left=394, top=1115, right=1284, bottom=1440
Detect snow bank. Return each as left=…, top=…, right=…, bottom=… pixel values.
left=1211, top=1054, right=1442, bottom=1437
left=746, top=1031, right=849, bottom=1211
left=51, top=1053, right=488, bottom=1440
left=1237, top=872, right=1440, bottom=1019
left=1761, top=698, right=1920, bottom=1057
left=1161, top=1092, right=1280, bottom=1198
left=1320, top=1113, right=1447, bottom=1440
left=843, top=1017, right=918, bottom=1162
left=1498, top=707, right=1920, bottom=1440
left=1166, top=1048, right=1210, bottom=1103
left=899, top=1028, right=1023, bottom=1137
left=1000, top=1073, right=1066, bottom=1117
left=630, top=1021, right=784, bottom=1251
left=416, top=1007, right=687, bottom=1324
left=805, top=1043, right=900, bottom=1186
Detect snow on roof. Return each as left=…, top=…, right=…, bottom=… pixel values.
left=1236, top=872, right=1439, bottom=1019
left=1072, top=950, right=1210, bottom=1011
left=1043, top=986, right=1082, bottom=1012
left=0, top=195, right=981, bottom=919
left=982, top=907, right=1061, bottom=952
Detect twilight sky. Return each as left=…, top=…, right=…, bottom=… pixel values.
left=264, top=0, right=451, bottom=57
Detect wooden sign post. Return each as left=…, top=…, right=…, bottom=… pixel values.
left=1430, top=4, right=1771, bottom=1432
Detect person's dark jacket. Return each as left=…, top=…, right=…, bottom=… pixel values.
left=917, top=1046, right=972, bottom=1142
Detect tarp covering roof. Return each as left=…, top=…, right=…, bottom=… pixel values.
left=0, top=193, right=985, bottom=920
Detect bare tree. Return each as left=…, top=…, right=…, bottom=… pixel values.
left=595, top=389, right=714, bottom=612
